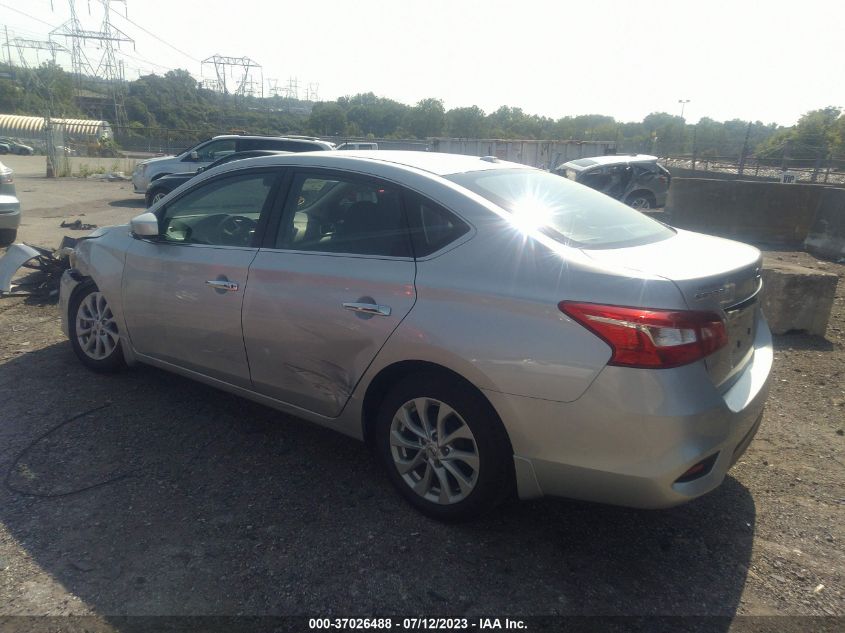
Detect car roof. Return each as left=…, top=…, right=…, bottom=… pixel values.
left=563, top=154, right=658, bottom=169
left=231, top=150, right=529, bottom=177
left=211, top=134, right=328, bottom=143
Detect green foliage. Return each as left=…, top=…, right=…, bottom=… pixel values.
left=2, top=63, right=842, bottom=160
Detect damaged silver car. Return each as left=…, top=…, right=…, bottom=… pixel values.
left=59, top=151, right=772, bottom=520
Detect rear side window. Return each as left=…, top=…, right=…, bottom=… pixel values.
left=275, top=173, right=412, bottom=257
left=404, top=191, right=470, bottom=257
left=446, top=168, right=674, bottom=249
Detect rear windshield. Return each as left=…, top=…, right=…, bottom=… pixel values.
left=446, top=168, right=674, bottom=249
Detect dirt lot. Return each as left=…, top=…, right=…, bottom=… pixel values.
left=0, top=170, right=843, bottom=627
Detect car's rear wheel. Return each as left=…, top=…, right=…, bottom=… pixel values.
left=0, top=229, right=16, bottom=246
left=69, top=282, right=125, bottom=372
left=375, top=373, right=513, bottom=521
left=626, top=191, right=656, bottom=210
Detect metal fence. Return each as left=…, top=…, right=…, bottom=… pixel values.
left=662, top=156, right=845, bottom=185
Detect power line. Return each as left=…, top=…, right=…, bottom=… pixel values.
left=0, top=2, right=57, bottom=29
left=111, top=11, right=201, bottom=63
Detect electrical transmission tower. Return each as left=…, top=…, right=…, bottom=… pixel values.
left=201, top=54, right=262, bottom=96
left=50, top=0, right=134, bottom=126
left=305, top=82, right=319, bottom=102
left=13, top=38, right=69, bottom=114
left=283, top=77, right=299, bottom=100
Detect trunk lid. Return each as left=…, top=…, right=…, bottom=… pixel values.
left=581, top=229, right=763, bottom=389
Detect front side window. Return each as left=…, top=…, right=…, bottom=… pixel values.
left=193, top=139, right=236, bottom=161
left=275, top=173, right=411, bottom=257
left=160, top=171, right=277, bottom=247
left=447, top=168, right=674, bottom=249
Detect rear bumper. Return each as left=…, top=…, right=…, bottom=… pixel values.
left=490, top=313, right=773, bottom=509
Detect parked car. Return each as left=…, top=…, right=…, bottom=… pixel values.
left=144, top=150, right=289, bottom=207
left=554, top=154, right=671, bottom=209
left=61, top=151, right=771, bottom=520
left=0, top=161, right=20, bottom=246
left=0, top=137, right=35, bottom=156
left=338, top=142, right=379, bottom=150
left=131, top=134, right=335, bottom=194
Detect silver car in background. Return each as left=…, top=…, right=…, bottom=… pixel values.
left=60, top=151, right=772, bottom=520
left=0, top=161, right=21, bottom=246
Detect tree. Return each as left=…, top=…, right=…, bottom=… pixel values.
left=308, top=102, right=347, bottom=136
left=446, top=105, right=487, bottom=138
left=405, top=98, right=445, bottom=138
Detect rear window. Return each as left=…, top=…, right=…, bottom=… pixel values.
left=446, top=168, right=674, bottom=249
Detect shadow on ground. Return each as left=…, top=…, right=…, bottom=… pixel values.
left=108, top=198, right=145, bottom=209
left=0, top=342, right=755, bottom=621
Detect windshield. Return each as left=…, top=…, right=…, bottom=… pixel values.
left=446, top=168, right=674, bottom=249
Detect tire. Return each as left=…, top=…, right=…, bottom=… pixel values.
left=146, top=188, right=168, bottom=207
left=0, top=229, right=16, bottom=246
left=375, top=372, right=514, bottom=521
left=68, top=282, right=126, bottom=372
left=625, top=191, right=656, bottom=210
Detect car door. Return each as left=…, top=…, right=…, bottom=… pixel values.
left=242, top=170, right=416, bottom=417
left=123, top=168, right=282, bottom=387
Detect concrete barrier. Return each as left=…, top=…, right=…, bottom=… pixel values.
left=804, top=187, right=845, bottom=260
left=666, top=178, right=824, bottom=246
left=761, top=259, right=839, bottom=336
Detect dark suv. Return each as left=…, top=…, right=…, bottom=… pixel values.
left=554, top=154, right=671, bottom=209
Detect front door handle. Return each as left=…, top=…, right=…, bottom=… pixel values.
left=342, top=302, right=391, bottom=317
left=206, top=280, right=239, bottom=292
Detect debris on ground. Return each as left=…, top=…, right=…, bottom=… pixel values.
left=86, top=171, right=129, bottom=181
left=0, top=237, right=76, bottom=299
left=60, top=219, right=98, bottom=230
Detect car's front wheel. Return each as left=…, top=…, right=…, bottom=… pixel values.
left=375, top=373, right=513, bottom=521
left=146, top=188, right=168, bottom=207
left=69, top=282, right=125, bottom=372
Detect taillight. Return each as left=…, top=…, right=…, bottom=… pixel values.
left=559, top=302, right=727, bottom=369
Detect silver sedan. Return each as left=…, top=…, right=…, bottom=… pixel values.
left=59, top=151, right=772, bottom=520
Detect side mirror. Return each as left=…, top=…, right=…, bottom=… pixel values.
left=190, top=150, right=199, bottom=160
left=130, top=212, right=160, bottom=238
left=197, top=165, right=206, bottom=173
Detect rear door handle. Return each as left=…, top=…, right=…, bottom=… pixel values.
left=206, top=280, right=239, bottom=292
left=342, top=302, right=391, bottom=316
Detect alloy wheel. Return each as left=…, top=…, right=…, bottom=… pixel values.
left=389, top=397, right=480, bottom=504
left=75, top=291, right=119, bottom=360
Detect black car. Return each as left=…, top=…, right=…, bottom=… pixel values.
left=145, top=150, right=288, bottom=207
left=0, top=137, right=35, bottom=155
left=553, top=154, right=671, bottom=210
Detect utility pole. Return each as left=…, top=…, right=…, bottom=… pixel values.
left=4, top=26, right=13, bottom=79
left=691, top=125, right=698, bottom=171
left=781, top=139, right=792, bottom=172
left=677, top=99, right=690, bottom=156
left=738, top=121, right=752, bottom=177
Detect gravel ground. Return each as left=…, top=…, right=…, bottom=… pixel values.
left=0, top=174, right=843, bottom=627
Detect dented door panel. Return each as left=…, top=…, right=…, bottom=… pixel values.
left=242, top=251, right=416, bottom=417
